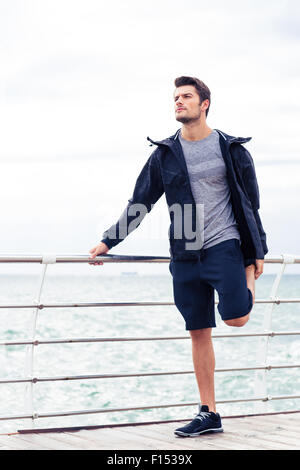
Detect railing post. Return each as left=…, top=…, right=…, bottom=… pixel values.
left=254, top=254, right=295, bottom=412
left=23, top=254, right=56, bottom=427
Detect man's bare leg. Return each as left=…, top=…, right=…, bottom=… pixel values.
left=189, top=268, right=255, bottom=412
left=224, top=264, right=256, bottom=327
left=189, top=328, right=216, bottom=412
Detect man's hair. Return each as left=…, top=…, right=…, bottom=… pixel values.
left=174, top=76, right=211, bottom=117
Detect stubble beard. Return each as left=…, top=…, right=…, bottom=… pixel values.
left=175, top=108, right=202, bottom=124
left=176, top=115, right=195, bottom=124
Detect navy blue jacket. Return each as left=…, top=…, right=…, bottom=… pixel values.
left=101, top=129, right=268, bottom=266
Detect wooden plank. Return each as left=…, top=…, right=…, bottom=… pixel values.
left=70, top=428, right=142, bottom=450
left=255, top=415, right=300, bottom=431
left=241, top=415, right=300, bottom=433
left=244, top=417, right=300, bottom=440
left=284, top=412, right=300, bottom=422
left=104, top=428, right=168, bottom=450
left=218, top=430, right=291, bottom=450
left=12, top=432, right=81, bottom=450
left=0, top=434, right=51, bottom=450
left=103, top=419, right=287, bottom=451
left=74, top=421, right=265, bottom=451
left=223, top=417, right=299, bottom=450
left=37, top=431, right=98, bottom=450
left=70, top=428, right=157, bottom=450
left=114, top=424, right=225, bottom=451
left=125, top=424, right=222, bottom=450
left=258, top=432, right=300, bottom=449
left=174, top=433, right=257, bottom=451
left=64, top=431, right=113, bottom=450
left=91, top=427, right=190, bottom=450
left=251, top=413, right=300, bottom=423
left=65, top=429, right=122, bottom=450
left=213, top=430, right=285, bottom=450
left=82, top=424, right=227, bottom=451
left=65, top=428, right=130, bottom=450
left=223, top=417, right=278, bottom=434
left=221, top=430, right=289, bottom=450
left=0, top=435, right=18, bottom=449
left=128, top=423, right=254, bottom=451
left=3, top=413, right=298, bottom=451
left=239, top=417, right=300, bottom=445
left=209, top=417, right=295, bottom=450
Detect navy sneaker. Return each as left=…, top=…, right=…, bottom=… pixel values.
left=174, top=405, right=223, bottom=437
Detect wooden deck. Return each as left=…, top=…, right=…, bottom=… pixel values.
left=0, top=412, right=299, bottom=450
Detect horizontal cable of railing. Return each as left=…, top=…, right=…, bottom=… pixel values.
left=0, top=298, right=300, bottom=310
left=1, top=330, right=300, bottom=347
left=0, top=394, right=300, bottom=422
left=1, top=364, right=299, bottom=385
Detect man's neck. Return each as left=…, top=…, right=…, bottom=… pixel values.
left=180, top=122, right=213, bottom=141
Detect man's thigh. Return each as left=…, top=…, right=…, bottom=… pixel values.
left=169, top=260, right=216, bottom=330
left=204, top=239, right=253, bottom=322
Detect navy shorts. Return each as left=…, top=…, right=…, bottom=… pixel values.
left=169, top=238, right=253, bottom=330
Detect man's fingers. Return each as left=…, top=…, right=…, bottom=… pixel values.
left=254, top=260, right=264, bottom=279
left=88, top=242, right=109, bottom=265
left=88, top=259, right=103, bottom=265
left=89, top=246, right=101, bottom=258
left=255, top=269, right=263, bottom=279
left=88, top=249, right=104, bottom=265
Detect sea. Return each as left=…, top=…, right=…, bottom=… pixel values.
left=0, top=270, right=299, bottom=433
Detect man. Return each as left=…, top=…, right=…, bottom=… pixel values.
left=89, top=76, right=268, bottom=437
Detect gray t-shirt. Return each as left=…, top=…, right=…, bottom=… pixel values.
left=179, top=129, right=241, bottom=250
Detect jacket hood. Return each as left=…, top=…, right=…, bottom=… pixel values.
left=147, top=128, right=252, bottom=147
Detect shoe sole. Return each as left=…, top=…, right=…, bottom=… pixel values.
left=174, top=427, right=224, bottom=437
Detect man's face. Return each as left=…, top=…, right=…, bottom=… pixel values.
left=174, top=85, right=207, bottom=123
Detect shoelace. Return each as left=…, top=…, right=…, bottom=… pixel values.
left=195, top=411, right=211, bottom=421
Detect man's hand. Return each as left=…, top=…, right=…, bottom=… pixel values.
left=88, top=242, right=110, bottom=265
left=254, top=259, right=264, bottom=280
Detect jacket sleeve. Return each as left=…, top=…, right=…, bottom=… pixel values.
left=101, top=149, right=164, bottom=249
left=242, top=149, right=268, bottom=264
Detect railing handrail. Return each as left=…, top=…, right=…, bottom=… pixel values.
left=0, top=253, right=300, bottom=263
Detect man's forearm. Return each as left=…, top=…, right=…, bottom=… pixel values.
left=101, top=200, right=151, bottom=249
left=100, top=149, right=164, bottom=249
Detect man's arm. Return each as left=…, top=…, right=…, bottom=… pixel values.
left=242, top=149, right=268, bottom=277
left=242, top=149, right=268, bottom=253
left=89, top=148, right=164, bottom=260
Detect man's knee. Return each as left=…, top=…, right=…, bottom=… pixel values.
left=224, top=314, right=249, bottom=327
left=189, top=327, right=212, bottom=341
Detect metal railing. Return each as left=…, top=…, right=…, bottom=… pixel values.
left=0, top=252, right=299, bottom=428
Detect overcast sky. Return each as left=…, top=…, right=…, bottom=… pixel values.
left=0, top=0, right=299, bottom=275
